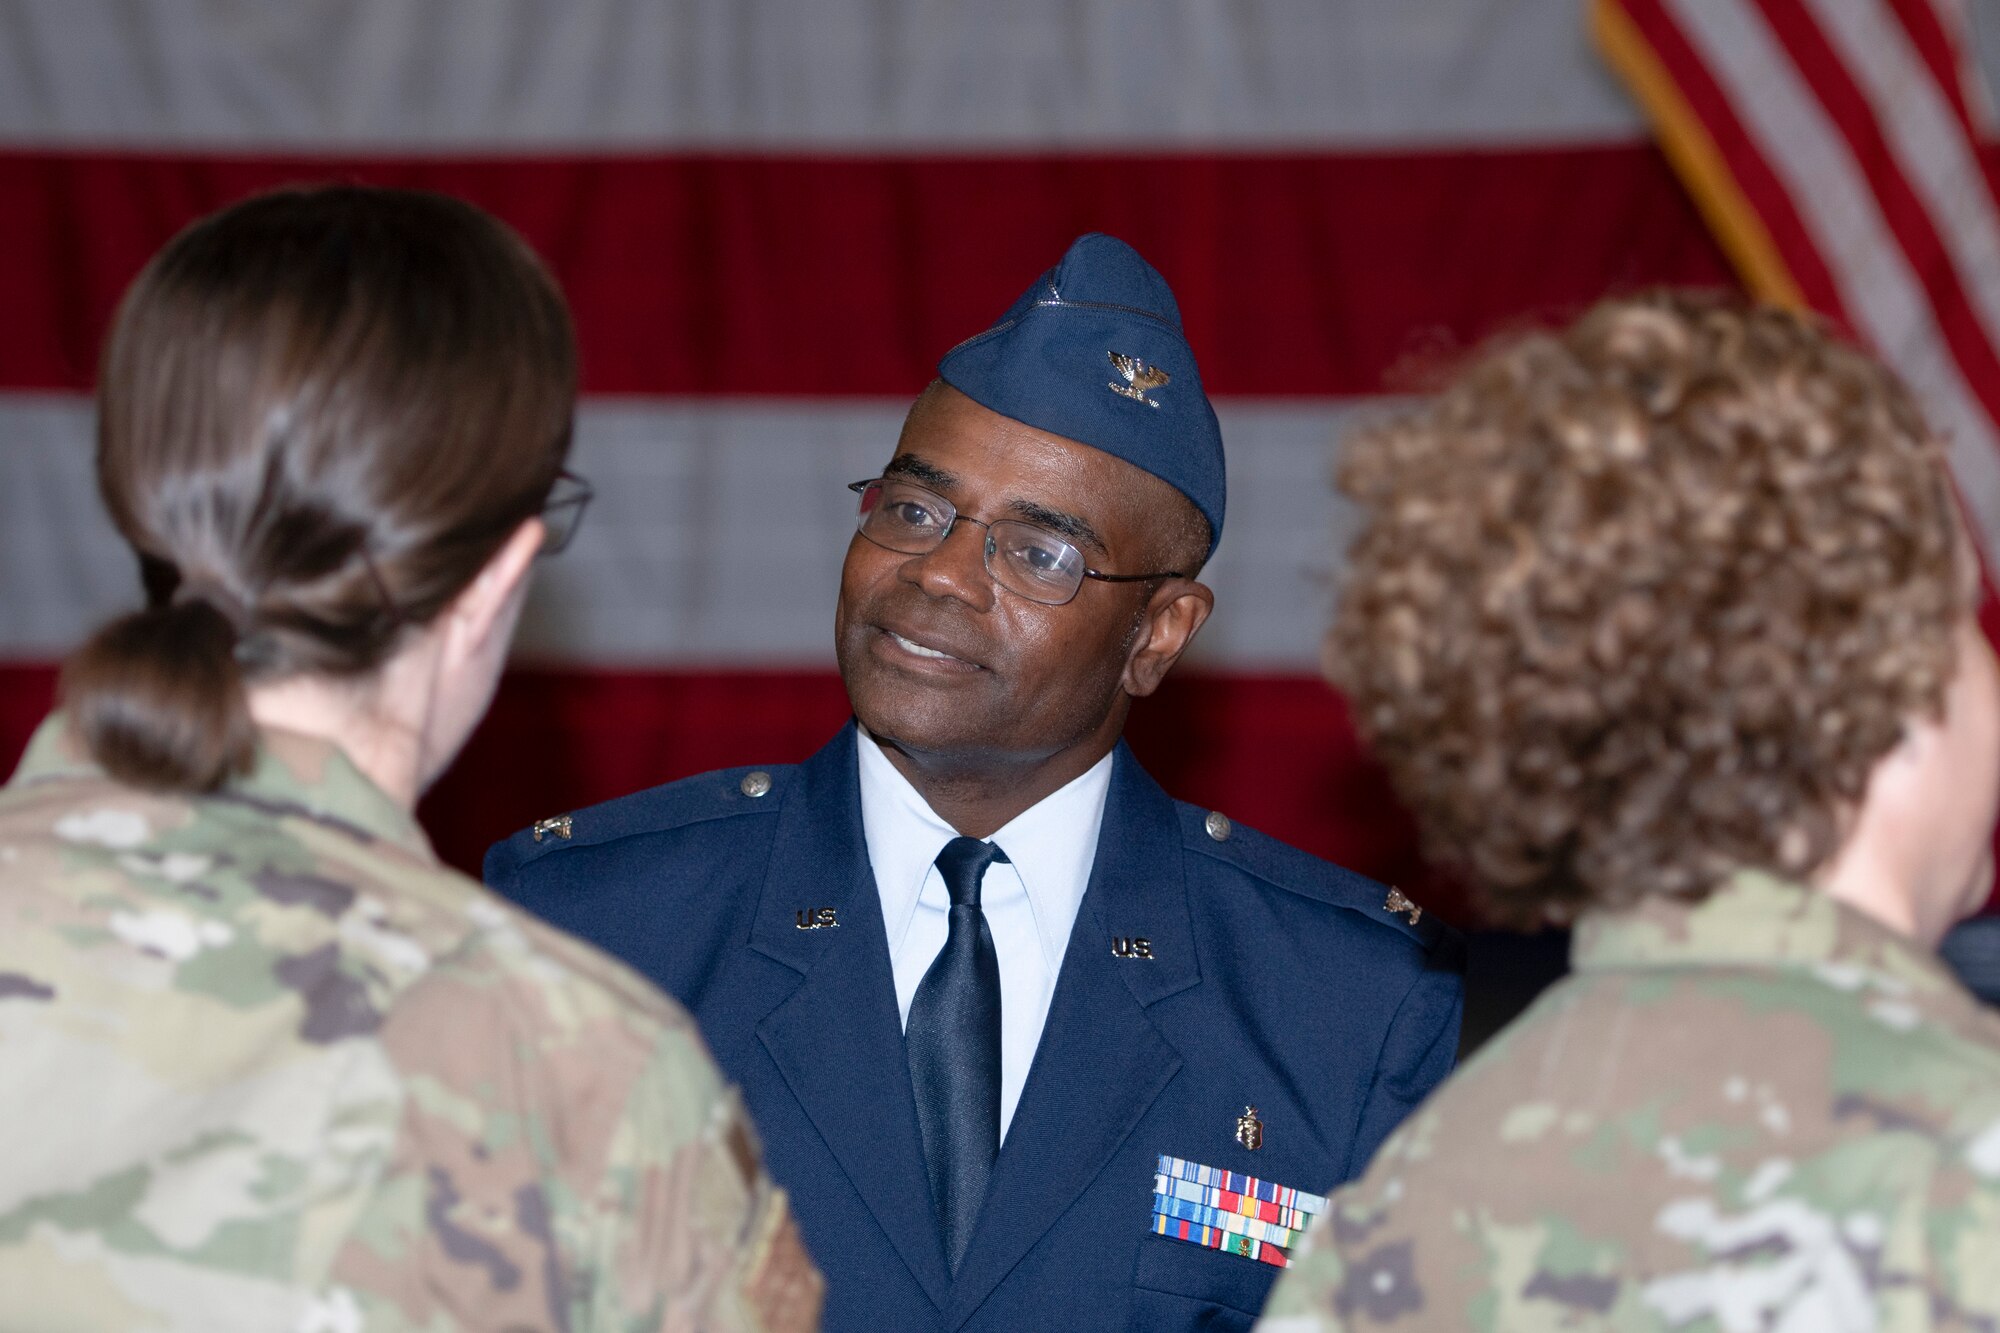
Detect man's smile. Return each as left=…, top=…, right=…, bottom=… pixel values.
left=874, top=623, right=985, bottom=671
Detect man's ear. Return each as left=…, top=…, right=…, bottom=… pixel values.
left=443, top=518, right=545, bottom=659
left=1122, top=579, right=1215, bottom=697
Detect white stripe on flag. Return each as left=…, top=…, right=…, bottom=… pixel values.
left=1950, top=0, right=2000, bottom=133
left=0, top=394, right=1382, bottom=671
left=0, top=0, right=1645, bottom=149
left=1668, top=0, right=2000, bottom=573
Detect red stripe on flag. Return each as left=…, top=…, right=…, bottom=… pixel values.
left=0, top=148, right=1736, bottom=398
left=1621, top=0, right=1853, bottom=327
left=1753, top=0, right=2000, bottom=454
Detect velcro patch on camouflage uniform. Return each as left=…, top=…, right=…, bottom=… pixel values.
left=1149, top=1154, right=1327, bottom=1268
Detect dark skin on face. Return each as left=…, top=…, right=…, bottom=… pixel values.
left=834, top=383, right=1215, bottom=837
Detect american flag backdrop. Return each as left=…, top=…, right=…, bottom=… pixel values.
left=3, top=2, right=1997, bottom=918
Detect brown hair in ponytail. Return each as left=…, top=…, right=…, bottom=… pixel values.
left=62, top=185, right=578, bottom=792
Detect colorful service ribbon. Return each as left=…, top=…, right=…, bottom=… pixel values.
left=1149, top=1154, right=1327, bottom=1269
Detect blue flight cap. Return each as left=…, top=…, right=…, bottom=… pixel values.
left=938, top=233, right=1225, bottom=557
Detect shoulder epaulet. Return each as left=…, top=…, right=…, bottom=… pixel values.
left=488, top=763, right=791, bottom=878
left=1176, top=802, right=1449, bottom=952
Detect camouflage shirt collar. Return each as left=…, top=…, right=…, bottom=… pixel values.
left=11, top=712, right=437, bottom=862
left=1573, top=869, right=1964, bottom=1001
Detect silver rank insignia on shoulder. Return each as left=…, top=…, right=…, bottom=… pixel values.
left=1235, top=1105, right=1263, bottom=1151
left=1107, top=350, right=1170, bottom=408
left=531, top=814, right=573, bottom=842
left=1385, top=887, right=1423, bottom=925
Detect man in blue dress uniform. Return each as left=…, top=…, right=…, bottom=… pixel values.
left=488, top=234, right=1464, bottom=1332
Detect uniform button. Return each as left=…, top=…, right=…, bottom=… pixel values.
left=1204, top=810, right=1231, bottom=842
left=740, top=770, right=774, bottom=799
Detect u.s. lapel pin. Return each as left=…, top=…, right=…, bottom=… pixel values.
left=1384, top=887, right=1423, bottom=925
left=1235, top=1105, right=1263, bottom=1151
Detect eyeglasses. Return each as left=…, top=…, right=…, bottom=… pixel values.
left=539, top=468, right=594, bottom=556
left=848, top=477, right=1184, bottom=606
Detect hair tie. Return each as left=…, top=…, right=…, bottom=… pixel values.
left=170, top=574, right=281, bottom=670
left=169, top=577, right=278, bottom=671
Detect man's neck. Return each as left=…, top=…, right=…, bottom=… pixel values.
left=871, top=731, right=1120, bottom=839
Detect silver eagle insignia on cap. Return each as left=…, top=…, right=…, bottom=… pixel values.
left=1107, top=351, right=1170, bottom=408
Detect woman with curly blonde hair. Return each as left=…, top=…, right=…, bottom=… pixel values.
left=1257, top=293, right=2000, bottom=1331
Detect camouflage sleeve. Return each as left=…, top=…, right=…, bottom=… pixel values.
left=1927, top=1145, right=2000, bottom=1327
left=322, top=917, right=820, bottom=1332
left=1254, top=1098, right=1458, bottom=1333
left=1253, top=1114, right=2000, bottom=1333
left=597, top=1026, right=823, bottom=1332
left=1250, top=1208, right=1352, bottom=1332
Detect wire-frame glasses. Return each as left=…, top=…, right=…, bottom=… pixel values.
left=848, top=477, right=1182, bottom=606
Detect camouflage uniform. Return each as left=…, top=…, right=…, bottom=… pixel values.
left=1256, top=871, right=2000, bottom=1332
left=0, top=715, right=821, bottom=1333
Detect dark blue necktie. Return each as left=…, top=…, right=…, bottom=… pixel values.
left=906, top=836, right=1006, bottom=1272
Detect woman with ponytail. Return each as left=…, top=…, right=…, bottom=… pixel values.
left=0, top=186, right=819, bottom=1331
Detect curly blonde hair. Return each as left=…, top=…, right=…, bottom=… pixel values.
left=1327, top=293, right=1972, bottom=926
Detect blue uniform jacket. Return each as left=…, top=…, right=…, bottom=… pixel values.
left=486, top=724, right=1463, bottom=1332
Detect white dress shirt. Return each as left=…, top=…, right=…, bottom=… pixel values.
left=857, top=727, right=1113, bottom=1141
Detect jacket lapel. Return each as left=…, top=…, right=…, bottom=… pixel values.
left=944, top=744, right=1201, bottom=1328
left=749, top=724, right=953, bottom=1311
